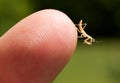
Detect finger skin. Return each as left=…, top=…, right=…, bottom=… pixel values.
left=0, top=9, right=77, bottom=83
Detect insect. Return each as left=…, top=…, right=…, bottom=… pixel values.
left=76, top=20, right=95, bottom=45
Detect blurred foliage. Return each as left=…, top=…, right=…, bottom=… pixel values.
left=54, top=38, right=120, bottom=83
left=0, top=0, right=120, bottom=83
left=0, top=0, right=35, bottom=35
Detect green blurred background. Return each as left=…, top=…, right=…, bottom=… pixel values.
left=0, top=0, right=120, bottom=83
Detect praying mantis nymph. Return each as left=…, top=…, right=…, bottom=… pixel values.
left=75, top=20, right=95, bottom=45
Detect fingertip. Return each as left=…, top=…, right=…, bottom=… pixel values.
left=0, top=9, right=77, bottom=83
